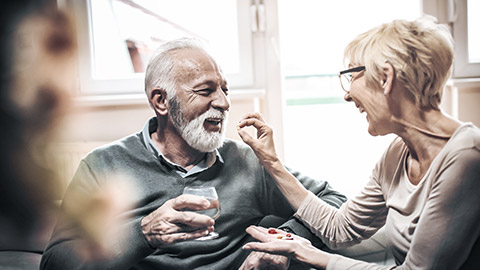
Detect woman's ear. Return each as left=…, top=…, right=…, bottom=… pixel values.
left=382, top=63, right=395, bottom=96
left=150, top=88, right=168, bottom=115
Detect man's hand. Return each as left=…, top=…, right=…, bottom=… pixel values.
left=141, top=194, right=215, bottom=248
left=239, top=251, right=290, bottom=270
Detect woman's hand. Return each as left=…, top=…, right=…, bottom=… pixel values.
left=237, top=113, right=309, bottom=210
left=237, top=113, right=280, bottom=167
left=242, top=226, right=330, bottom=269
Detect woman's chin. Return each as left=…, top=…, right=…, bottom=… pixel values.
left=368, top=124, right=391, bottom=137
left=367, top=124, right=378, bottom=137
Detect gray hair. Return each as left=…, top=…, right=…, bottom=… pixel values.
left=144, top=38, right=206, bottom=105
left=344, top=15, right=454, bottom=110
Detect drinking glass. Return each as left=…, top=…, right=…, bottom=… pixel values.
left=183, top=186, right=220, bottom=240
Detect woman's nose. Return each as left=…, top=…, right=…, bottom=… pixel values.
left=344, top=92, right=353, bottom=102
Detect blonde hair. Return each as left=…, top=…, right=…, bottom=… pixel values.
left=344, top=15, right=454, bottom=110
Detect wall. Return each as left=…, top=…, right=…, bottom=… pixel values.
left=443, top=80, right=480, bottom=127
left=458, top=88, right=480, bottom=126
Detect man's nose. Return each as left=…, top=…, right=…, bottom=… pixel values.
left=211, top=88, right=230, bottom=111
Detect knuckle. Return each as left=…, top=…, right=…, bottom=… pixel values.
left=175, top=196, right=187, bottom=205
left=160, top=234, right=175, bottom=244
left=184, top=215, right=195, bottom=223
left=245, top=261, right=254, bottom=269
left=179, top=212, right=193, bottom=222
left=162, top=212, right=174, bottom=222
left=163, top=199, right=173, bottom=208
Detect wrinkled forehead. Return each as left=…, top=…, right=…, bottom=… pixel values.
left=171, top=48, right=226, bottom=84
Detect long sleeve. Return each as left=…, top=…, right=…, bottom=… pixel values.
left=295, top=125, right=480, bottom=270
left=397, top=146, right=480, bottom=269
left=288, top=168, right=347, bottom=209
left=292, top=148, right=389, bottom=250
left=325, top=144, right=480, bottom=270
left=266, top=167, right=348, bottom=247
left=294, top=175, right=387, bottom=250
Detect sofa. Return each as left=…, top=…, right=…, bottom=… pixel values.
left=0, top=204, right=58, bottom=270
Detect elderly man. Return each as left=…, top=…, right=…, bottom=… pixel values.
left=41, top=38, right=346, bottom=269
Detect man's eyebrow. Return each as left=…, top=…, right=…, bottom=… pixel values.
left=192, top=81, right=215, bottom=89
left=193, top=80, right=228, bottom=88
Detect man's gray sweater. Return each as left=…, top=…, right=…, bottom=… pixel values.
left=41, top=119, right=346, bottom=269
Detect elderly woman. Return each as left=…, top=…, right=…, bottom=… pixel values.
left=237, top=16, right=480, bottom=269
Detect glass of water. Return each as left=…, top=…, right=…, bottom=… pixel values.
left=183, top=186, right=220, bottom=240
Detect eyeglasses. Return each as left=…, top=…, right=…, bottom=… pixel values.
left=338, top=66, right=366, bottom=92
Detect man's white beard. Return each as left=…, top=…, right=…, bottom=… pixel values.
left=169, top=97, right=228, bottom=152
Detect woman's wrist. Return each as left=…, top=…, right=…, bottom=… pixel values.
left=262, top=156, right=285, bottom=175
left=296, top=245, right=330, bottom=269
left=262, top=158, right=309, bottom=210
left=261, top=154, right=282, bottom=170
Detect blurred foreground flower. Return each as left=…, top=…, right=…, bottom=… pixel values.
left=62, top=175, right=135, bottom=261
left=1, top=1, right=135, bottom=263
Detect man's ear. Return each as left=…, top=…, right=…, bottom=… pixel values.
left=150, top=88, right=168, bottom=115
left=382, top=63, right=395, bottom=96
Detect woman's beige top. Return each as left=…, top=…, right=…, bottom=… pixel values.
left=295, top=123, right=480, bottom=269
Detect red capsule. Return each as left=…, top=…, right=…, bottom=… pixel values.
left=268, top=229, right=278, bottom=234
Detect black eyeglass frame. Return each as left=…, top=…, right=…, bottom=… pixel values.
left=338, top=66, right=366, bottom=92
left=339, top=66, right=366, bottom=75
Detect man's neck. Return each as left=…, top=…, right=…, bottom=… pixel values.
left=151, top=125, right=206, bottom=171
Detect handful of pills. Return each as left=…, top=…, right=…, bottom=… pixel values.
left=268, top=228, right=294, bottom=240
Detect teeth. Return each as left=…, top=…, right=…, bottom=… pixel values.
left=206, top=118, right=222, bottom=124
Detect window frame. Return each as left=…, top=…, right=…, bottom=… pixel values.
left=452, top=0, right=480, bottom=78
left=65, top=0, right=255, bottom=96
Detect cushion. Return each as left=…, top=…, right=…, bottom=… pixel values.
left=0, top=251, right=41, bottom=270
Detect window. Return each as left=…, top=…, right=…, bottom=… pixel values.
left=68, top=0, right=254, bottom=95
left=278, top=0, right=421, bottom=197
left=467, top=0, right=479, bottom=63
left=452, top=0, right=480, bottom=78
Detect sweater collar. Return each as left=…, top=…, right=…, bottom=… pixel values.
left=141, top=117, right=224, bottom=176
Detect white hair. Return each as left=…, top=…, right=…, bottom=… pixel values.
left=144, top=38, right=207, bottom=105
